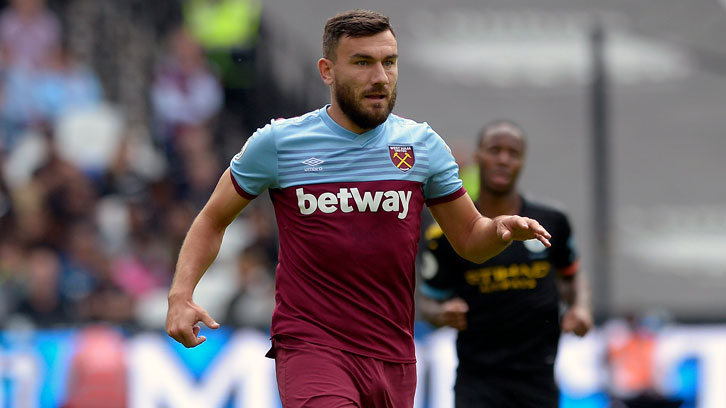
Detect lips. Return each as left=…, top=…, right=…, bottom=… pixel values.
left=489, top=170, right=513, bottom=185
left=363, top=86, right=389, bottom=99
left=491, top=173, right=511, bottom=182
left=490, top=169, right=512, bottom=178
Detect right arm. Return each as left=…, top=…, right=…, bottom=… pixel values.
left=166, top=168, right=252, bottom=347
left=418, top=223, right=469, bottom=331
left=419, top=296, right=469, bottom=331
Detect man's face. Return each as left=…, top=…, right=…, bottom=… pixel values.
left=476, top=129, right=525, bottom=195
left=330, top=30, right=398, bottom=131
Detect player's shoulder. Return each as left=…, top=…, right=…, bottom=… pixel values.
left=387, top=114, right=450, bottom=154
left=268, top=108, right=323, bottom=131
left=388, top=113, right=434, bottom=133
left=251, top=109, right=326, bottom=147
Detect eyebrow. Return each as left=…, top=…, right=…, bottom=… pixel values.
left=350, top=53, right=398, bottom=60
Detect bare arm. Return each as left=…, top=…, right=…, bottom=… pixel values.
left=166, top=168, right=252, bottom=347
left=419, top=296, right=469, bottom=331
left=428, top=194, right=551, bottom=264
left=559, top=269, right=593, bottom=337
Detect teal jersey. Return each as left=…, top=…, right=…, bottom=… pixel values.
left=229, top=106, right=464, bottom=362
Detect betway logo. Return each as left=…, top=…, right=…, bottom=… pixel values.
left=296, top=187, right=412, bottom=219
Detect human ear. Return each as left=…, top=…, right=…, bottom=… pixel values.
left=318, top=58, right=334, bottom=86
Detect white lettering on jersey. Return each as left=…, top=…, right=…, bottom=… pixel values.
left=296, top=188, right=412, bottom=219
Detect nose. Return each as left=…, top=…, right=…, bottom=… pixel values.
left=371, top=61, right=390, bottom=85
left=495, top=151, right=513, bottom=165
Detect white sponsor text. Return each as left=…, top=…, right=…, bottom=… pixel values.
left=296, top=187, right=412, bottom=219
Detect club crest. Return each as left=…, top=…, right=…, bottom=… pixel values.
left=389, top=145, right=415, bottom=172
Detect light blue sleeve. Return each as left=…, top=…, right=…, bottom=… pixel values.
left=229, top=122, right=279, bottom=196
left=421, top=125, right=463, bottom=200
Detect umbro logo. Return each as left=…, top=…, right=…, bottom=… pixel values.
left=302, top=157, right=324, bottom=172
left=302, top=157, right=324, bottom=166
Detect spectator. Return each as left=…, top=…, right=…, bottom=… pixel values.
left=0, top=237, right=25, bottom=326
left=151, top=26, right=223, bottom=145
left=607, top=314, right=684, bottom=408
left=14, top=245, right=68, bottom=327
left=34, top=42, right=104, bottom=123
left=222, top=244, right=274, bottom=330
left=0, top=0, right=61, bottom=69
left=182, top=0, right=262, bottom=90
left=59, top=220, right=136, bottom=326
left=180, top=146, right=222, bottom=210
left=63, top=325, right=127, bottom=408
left=0, top=40, right=103, bottom=153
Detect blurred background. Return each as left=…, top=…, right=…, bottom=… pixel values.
left=0, top=0, right=724, bottom=407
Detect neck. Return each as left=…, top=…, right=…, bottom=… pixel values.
left=326, top=103, right=368, bottom=134
left=475, top=189, right=521, bottom=217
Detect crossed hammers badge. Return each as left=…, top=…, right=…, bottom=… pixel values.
left=389, top=146, right=415, bottom=172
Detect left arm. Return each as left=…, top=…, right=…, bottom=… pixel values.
left=429, top=194, right=551, bottom=264
left=558, top=268, right=593, bottom=337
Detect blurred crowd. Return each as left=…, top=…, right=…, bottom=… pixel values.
left=0, top=0, right=277, bottom=332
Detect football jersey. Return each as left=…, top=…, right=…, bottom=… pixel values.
left=421, top=198, right=578, bottom=371
left=230, top=105, right=464, bottom=362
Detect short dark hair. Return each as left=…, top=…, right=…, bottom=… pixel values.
left=477, top=119, right=527, bottom=149
left=322, top=9, right=395, bottom=60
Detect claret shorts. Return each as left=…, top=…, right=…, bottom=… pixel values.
left=268, top=336, right=417, bottom=408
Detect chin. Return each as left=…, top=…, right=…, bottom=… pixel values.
left=365, top=100, right=387, bottom=110
left=486, top=185, right=514, bottom=195
left=365, top=105, right=389, bottom=117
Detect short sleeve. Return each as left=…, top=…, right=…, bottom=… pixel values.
left=421, top=125, right=463, bottom=202
left=229, top=122, right=279, bottom=197
left=550, top=213, right=579, bottom=275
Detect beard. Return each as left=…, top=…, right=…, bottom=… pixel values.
left=334, top=79, right=397, bottom=131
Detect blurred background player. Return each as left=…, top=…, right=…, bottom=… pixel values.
left=420, top=119, right=593, bottom=407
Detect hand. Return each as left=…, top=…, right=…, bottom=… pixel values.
left=561, top=305, right=593, bottom=337
left=495, top=215, right=551, bottom=247
left=439, top=298, right=469, bottom=331
left=166, top=297, right=220, bottom=348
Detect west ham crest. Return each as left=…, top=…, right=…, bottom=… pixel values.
left=389, top=145, right=415, bottom=172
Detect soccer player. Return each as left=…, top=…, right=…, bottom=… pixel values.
left=419, top=120, right=593, bottom=408
left=165, top=10, right=551, bottom=407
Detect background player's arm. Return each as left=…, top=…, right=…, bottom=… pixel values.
left=418, top=224, right=469, bottom=331
left=558, top=268, right=593, bottom=337
left=419, top=296, right=469, bottom=331
left=429, top=194, right=551, bottom=263
left=166, top=168, right=252, bottom=347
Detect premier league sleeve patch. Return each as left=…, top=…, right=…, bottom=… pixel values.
left=389, top=145, right=415, bottom=172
